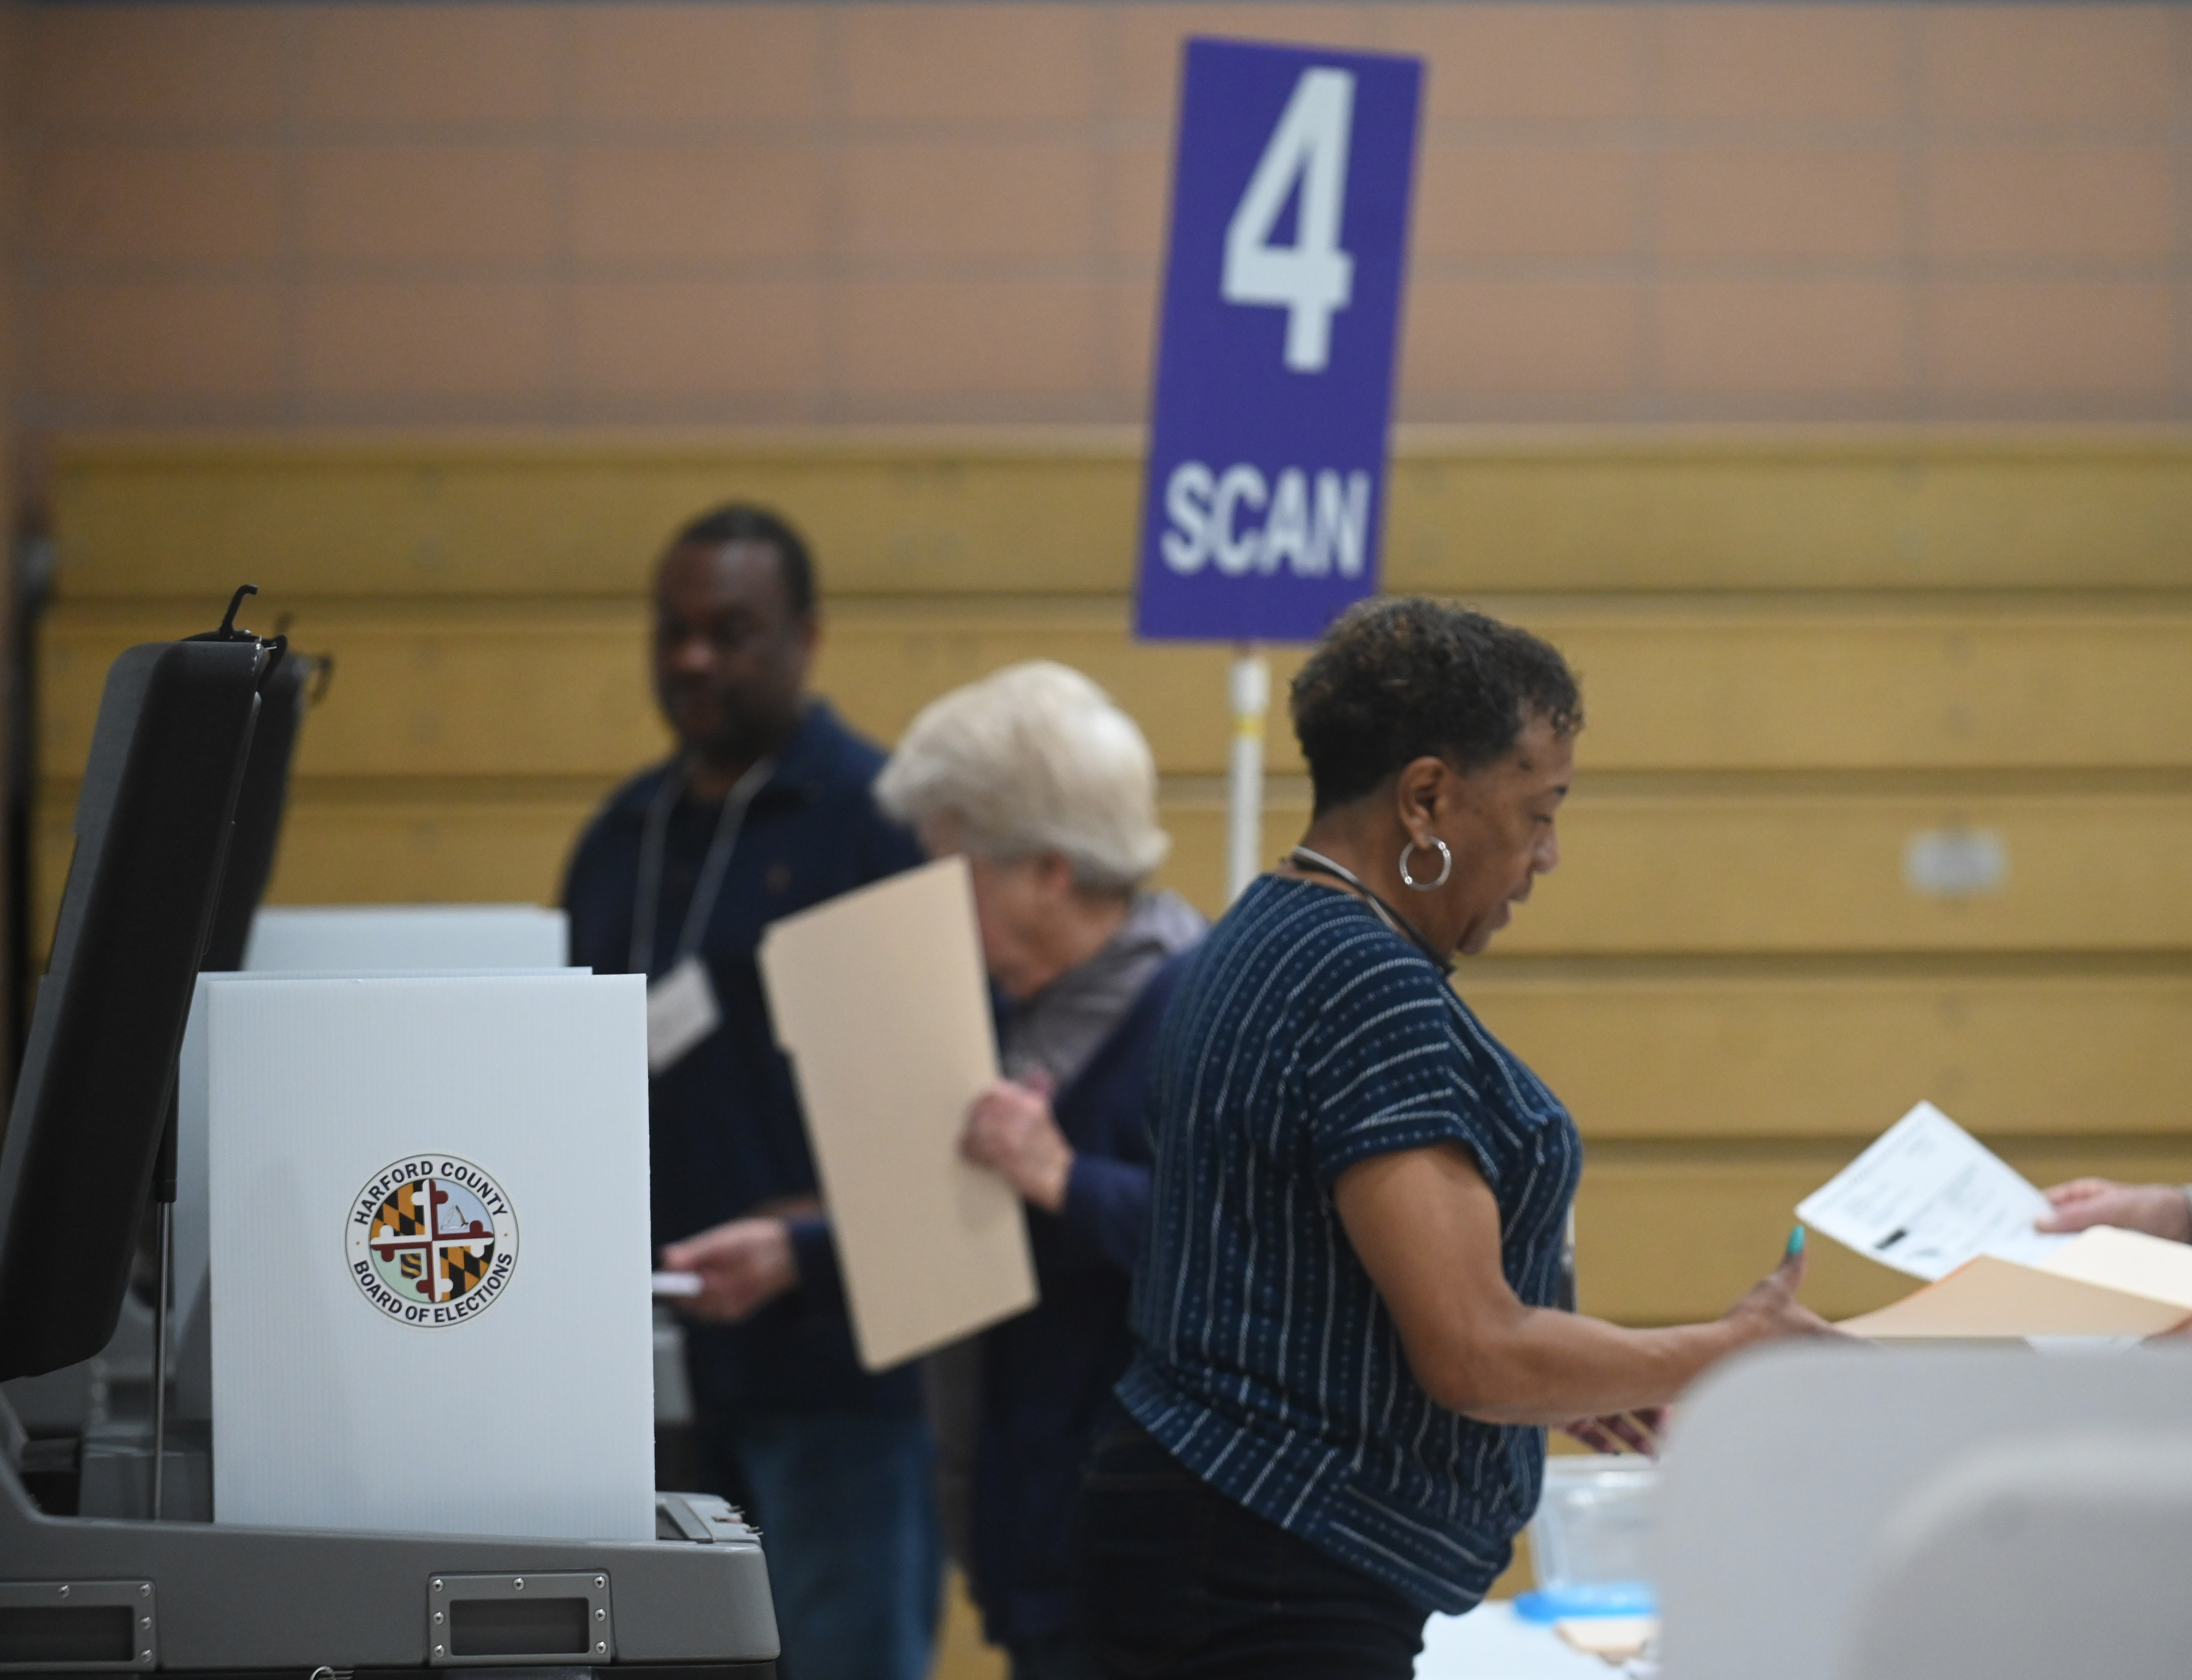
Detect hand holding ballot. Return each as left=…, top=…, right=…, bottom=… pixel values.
left=660, top=1216, right=800, bottom=1323
left=2035, top=1177, right=2192, bottom=1245
left=1800, top=1103, right=2192, bottom=1339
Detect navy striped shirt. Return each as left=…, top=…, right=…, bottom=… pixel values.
left=1117, top=873, right=1582, bottom=1614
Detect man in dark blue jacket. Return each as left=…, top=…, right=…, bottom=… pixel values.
left=564, top=504, right=936, bottom=1680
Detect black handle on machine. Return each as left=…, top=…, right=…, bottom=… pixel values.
left=187, top=582, right=290, bottom=687
left=188, top=583, right=259, bottom=643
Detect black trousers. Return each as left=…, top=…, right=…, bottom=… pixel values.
left=1074, top=1410, right=1426, bottom=1680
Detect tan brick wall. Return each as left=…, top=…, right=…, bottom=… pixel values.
left=19, top=1, right=2192, bottom=429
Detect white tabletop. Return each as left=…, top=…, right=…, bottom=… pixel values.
left=1416, top=1604, right=1619, bottom=1680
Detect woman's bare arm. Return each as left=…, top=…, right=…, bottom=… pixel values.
left=1333, top=1142, right=1832, bottom=1425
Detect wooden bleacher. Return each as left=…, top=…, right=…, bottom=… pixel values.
left=35, top=427, right=2192, bottom=1326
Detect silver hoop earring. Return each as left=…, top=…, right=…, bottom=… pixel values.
left=1398, top=837, right=1452, bottom=892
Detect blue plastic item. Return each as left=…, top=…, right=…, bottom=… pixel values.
left=1512, top=1583, right=1658, bottom=1623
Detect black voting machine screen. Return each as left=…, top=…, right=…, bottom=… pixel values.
left=0, top=590, right=288, bottom=1383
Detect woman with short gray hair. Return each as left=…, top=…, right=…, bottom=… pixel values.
left=879, top=659, right=1168, bottom=900
left=876, top=661, right=1203, bottom=1680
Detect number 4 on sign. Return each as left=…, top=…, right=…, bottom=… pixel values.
left=1223, top=67, right=1355, bottom=374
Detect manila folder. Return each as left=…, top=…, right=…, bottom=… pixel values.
left=2031, top=1224, right=2192, bottom=1311
left=1840, top=1254, right=2192, bottom=1341
left=760, top=855, right=1037, bottom=1370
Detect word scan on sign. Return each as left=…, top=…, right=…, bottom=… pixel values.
left=1137, top=37, right=1424, bottom=643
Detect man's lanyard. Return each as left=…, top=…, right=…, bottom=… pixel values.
left=629, top=756, right=776, bottom=978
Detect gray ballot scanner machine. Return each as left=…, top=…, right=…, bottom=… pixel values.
left=0, top=596, right=780, bottom=1676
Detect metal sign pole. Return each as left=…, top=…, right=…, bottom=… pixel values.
left=1226, top=648, right=1270, bottom=901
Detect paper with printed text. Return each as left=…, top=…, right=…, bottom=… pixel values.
left=1798, top=1101, right=2070, bottom=1281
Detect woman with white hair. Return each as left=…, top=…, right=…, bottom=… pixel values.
left=875, top=661, right=1204, bottom=1680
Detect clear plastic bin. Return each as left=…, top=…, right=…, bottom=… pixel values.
left=1517, top=1454, right=1659, bottom=1621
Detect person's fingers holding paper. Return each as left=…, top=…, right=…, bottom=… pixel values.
left=960, top=1076, right=1075, bottom=1213
left=660, top=1216, right=799, bottom=1322
left=2036, top=1177, right=2192, bottom=1242
left=2037, top=1178, right=2119, bottom=1232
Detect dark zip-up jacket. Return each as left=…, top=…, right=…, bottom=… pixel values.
left=564, top=699, right=925, bottom=1417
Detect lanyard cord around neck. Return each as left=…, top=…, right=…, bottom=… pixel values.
left=1287, top=846, right=1454, bottom=976
left=630, top=754, right=776, bottom=978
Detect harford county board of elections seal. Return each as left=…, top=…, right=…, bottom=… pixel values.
left=348, top=1155, right=520, bottom=1328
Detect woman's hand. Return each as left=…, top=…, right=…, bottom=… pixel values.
left=1561, top=1409, right=1666, bottom=1458
left=961, top=1075, right=1075, bottom=1213
left=1562, top=1248, right=1836, bottom=1452
left=1721, top=1237, right=1840, bottom=1347
left=2037, top=1178, right=2192, bottom=1243
left=659, top=1217, right=798, bottom=1322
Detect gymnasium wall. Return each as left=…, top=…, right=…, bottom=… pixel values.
left=19, top=2, right=2192, bottom=429
left=39, top=429, right=2192, bottom=1330
left=21, top=3, right=2192, bottom=1335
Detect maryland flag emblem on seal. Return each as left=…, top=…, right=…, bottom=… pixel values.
left=347, top=1155, right=520, bottom=1327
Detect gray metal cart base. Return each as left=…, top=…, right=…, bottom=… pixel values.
left=0, top=1461, right=776, bottom=1675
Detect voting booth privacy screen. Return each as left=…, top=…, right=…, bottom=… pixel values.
left=1657, top=1344, right=2192, bottom=1680
left=203, top=972, right=655, bottom=1541
left=1137, top=38, right=1423, bottom=644
left=244, top=903, right=570, bottom=973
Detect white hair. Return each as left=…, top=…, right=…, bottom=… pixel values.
left=875, top=661, right=1170, bottom=894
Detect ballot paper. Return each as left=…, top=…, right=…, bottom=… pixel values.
left=759, top=855, right=1037, bottom=1370
left=1804, top=1111, right=2192, bottom=1342
left=1796, top=1101, right=2069, bottom=1281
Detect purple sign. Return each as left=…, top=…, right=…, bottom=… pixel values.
left=1135, top=38, right=1424, bottom=644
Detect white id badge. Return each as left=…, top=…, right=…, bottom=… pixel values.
left=646, top=955, right=722, bottom=1074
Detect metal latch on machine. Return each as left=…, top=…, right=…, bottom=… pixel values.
left=655, top=1490, right=758, bottom=1544
left=427, top=1571, right=613, bottom=1667
left=0, top=1580, right=156, bottom=1672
